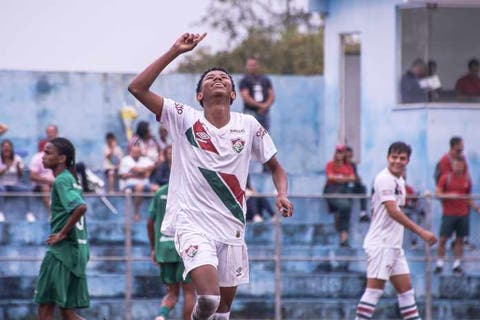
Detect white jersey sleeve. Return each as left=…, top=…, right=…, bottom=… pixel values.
left=159, top=98, right=196, bottom=142
left=376, top=173, right=397, bottom=205
left=249, top=117, right=277, bottom=163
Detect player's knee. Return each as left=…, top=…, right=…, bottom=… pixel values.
left=192, top=295, right=220, bottom=320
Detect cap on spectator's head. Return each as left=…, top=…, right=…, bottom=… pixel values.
left=335, top=144, right=347, bottom=152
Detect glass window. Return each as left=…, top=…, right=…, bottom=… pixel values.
left=398, top=3, right=480, bottom=104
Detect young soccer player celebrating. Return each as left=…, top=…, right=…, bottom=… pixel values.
left=129, top=33, right=293, bottom=320
left=34, top=138, right=89, bottom=320
left=355, top=142, right=437, bottom=320
left=147, top=184, right=196, bottom=320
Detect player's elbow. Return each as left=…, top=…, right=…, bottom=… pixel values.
left=127, top=83, right=142, bottom=97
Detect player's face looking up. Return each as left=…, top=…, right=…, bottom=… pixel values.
left=387, top=151, right=409, bottom=177
left=196, top=70, right=236, bottom=107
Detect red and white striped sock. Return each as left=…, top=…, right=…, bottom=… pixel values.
left=398, top=289, right=421, bottom=320
left=355, top=288, right=383, bottom=319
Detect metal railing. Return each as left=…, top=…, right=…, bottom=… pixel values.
left=1, top=191, right=480, bottom=320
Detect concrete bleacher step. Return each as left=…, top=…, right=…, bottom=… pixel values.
left=3, top=298, right=480, bottom=320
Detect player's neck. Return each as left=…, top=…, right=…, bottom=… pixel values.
left=204, top=104, right=231, bottom=129
left=53, top=164, right=67, bottom=177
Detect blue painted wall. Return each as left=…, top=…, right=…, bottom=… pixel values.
left=0, top=71, right=323, bottom=179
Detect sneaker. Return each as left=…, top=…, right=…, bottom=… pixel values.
left=26, top=212, right=36, bottom=223
left=154, top=316, right=166, bottom=320
left=359, top=214, right=370, bottom=223
left=453, top=266, right=465, bottom=276
left=253, top=214, right=264, bottom=223
left=0, top=212, right=5, bottom=222
left=434, top=266, right=443, bottom=274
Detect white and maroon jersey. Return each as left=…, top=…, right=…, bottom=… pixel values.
left=158, top=98, right=277, bottom=245
left=364, top=168, right=406, bottom=249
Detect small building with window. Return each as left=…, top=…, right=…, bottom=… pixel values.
left=309, top=0, right=480, bottom=191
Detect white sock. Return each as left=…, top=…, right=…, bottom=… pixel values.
left=397, top=289, right=421, bottom=320
left=453, top=259, right=461, bottom=269
left=355, top=288, right=383, bottom=319
left=436, top=258, right=444, bottom=267
left=212, top=312, right=230, bottom=320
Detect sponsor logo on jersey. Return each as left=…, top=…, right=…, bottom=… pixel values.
left=185, top=245, right=199, bottom=258
left=255, top=127, right=267, bottom=139
left=230, top=128, right=245, bottom=134
left=174, top=102, right=184, bottom=114
left=231, top=138, right=245, bottom=153
left=235, top=267, right=243, bottom=277
left=195, top=131, right=211, bottom=141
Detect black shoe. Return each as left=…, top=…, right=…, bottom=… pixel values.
left=453, top=266, right=465, bottom=276
left=359, top=215, right=370, bottom=223
left=434, top=266, right=443, bottom=274
left=340, top=240, right=350, bottom=248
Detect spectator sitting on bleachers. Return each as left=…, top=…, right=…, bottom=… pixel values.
left=455, top=58, right=480, bottom=101
left=103, top=132, right=123, bottom=193
left=119, top=144, right=156, bottom=222
left=128, top=121, right=160, bottom=166
left=0, top=139, right=31, bottom=222
left=157, top=125, right=172, bottom=164
left=344, top=146, right=370, bottom=223
left=323, top=144, right=356, bottom=247
left=150, top=145, right=172, bottom=189
left=29, top=140, right=55, bottom=213
left=38, top=124, right=58, bottom=147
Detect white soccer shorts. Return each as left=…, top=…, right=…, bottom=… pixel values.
left=365, top=247, right=410, bottom=280
left=175, top=229, right=250, bottom=287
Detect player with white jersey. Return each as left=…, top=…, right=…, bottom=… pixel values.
left=128, top=33, right=293, bottom=320
left=355, top=142, right=436, bottom=320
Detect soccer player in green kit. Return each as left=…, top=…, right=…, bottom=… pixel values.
left=34, top=137, right=89, bottom=320
left=147, top=184, right=196, bottom=320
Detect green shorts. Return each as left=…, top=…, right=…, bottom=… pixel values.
left=34, top=252, right=89, bottom=309
left=160, top=262, right=191, bottom=284
left=440, top=215, right=469, bottom=238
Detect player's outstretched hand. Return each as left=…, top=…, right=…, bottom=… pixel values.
left=276, top=195, right=294, bottom=218
left=173, top=33, right=207, bottom=54
left=420, top=230, right=437, bottom=246
left=46, top=232, right=66, bottom=245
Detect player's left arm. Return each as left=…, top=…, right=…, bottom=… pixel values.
left=47, top=204, right=87, bottom=245
left=384, top=201, right=437, bottom=245
left=265, top=156, right=293, bottom=217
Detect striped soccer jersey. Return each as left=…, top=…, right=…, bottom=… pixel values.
left=159, top=98, right=277, bottom=245
left=364, top=168, right=406, bottom=249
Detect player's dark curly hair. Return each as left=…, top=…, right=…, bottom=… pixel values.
left=50, top=137, right=78, bottom=182
left=387, top=141, right=412, bottom=158
left=196, top=67, right=236, bottom=107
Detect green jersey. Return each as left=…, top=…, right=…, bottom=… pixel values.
left=148, top=185, right=180, bottom=263
left=48, top=169, right=89, bottom=277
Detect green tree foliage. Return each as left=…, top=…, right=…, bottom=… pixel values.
left=175, top=0, right=324, bottom=75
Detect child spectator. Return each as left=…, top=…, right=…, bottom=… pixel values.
left=29, top=140, right=55, bottom=213
left=344, top=146, right=370, bottom=222
left=103, top=132, right=123, bottom=193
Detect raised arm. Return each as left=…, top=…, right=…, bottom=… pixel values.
left=128, top=33, right=207, bottom=118
left=384, top=201, right=437, bottom=245
left=265, top=156, right=294, bottom=217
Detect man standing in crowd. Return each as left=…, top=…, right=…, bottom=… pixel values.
left=434, top=156, right=480, bottom=275
left=455, top=58, right=480, bottom=101
left=239, top=57, right=275, bottom=131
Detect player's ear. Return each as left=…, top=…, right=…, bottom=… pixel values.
left=230, top=91, right=236, bottom=102
left=58, top=154, right=67, bottom=165
left=196, top=92, right=203, bottom=102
